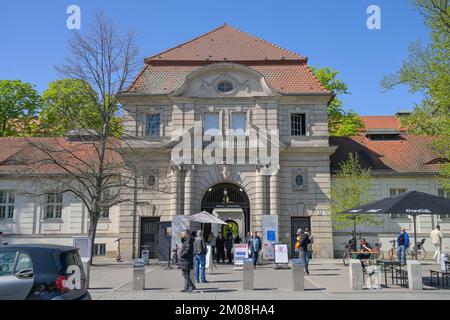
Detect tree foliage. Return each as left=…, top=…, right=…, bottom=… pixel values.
left=0, top=80, right=40, bottom=137
left=311, top=67, right=363, bottom=137
left=381, top=0, right=450, bottom=191
left=331, top=153, right=380, bottom=232
left=38, top=79, right=102, bottom=136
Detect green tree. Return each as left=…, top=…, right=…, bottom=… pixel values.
left=0, top=80, right=40, bottom=137
left=311, top=67, right=363, bottom=137
left=381, top=0, right=450, bottom=191
left=38, top=79, right=122, bottom=136
left=331, top=153, right=379, bottom=233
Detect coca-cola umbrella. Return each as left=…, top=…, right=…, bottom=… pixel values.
left=340, top=191, right=450, bottom=259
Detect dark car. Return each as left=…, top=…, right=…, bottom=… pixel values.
left=0, top=244, right=91, bottom=300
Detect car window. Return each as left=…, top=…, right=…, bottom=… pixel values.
left=0, top=250, right=17, bottom=276
left=60, top=250, right=82, bottom=274
left=14, top=252, right=33, bottom=273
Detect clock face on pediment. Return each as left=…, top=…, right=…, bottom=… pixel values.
left=177, top=63, right=278, bottom=98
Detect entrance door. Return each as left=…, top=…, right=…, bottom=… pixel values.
left=140, top=217, right=160, bottom=259
left=291, top=217, right=311, bottom=258
left=158, top=222, right=171, bottom=262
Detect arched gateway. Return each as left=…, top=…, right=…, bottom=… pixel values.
left=201, top=183, right=250, bottom=239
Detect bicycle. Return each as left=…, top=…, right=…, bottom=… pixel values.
left=342, top=238, right=357, bottom=266
left=388, top=239, right=427, bottom=260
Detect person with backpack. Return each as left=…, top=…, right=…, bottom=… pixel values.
left=193, top=229, right=208, bottom=283
left=397, top=227, right=410, bottom=265
left=299, top=229, right=311, bottom=275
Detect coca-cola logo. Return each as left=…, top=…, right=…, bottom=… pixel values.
left=406, top=209, right=431, bottom=213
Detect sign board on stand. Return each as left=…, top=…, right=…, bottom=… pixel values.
left=274, top=243, right=290, bottom=269
left=73, top=236, right=92, bottom=288
left=234, top=244, right=249, bottom=269
left=262, top=215, right=278, bottom=261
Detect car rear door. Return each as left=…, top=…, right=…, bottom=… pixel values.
left=0, top=250, right=34, bottom=300
left=58, top=249, right=88, bottom=300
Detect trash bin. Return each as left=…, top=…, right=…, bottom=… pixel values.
left=141, top=246, right=150, bottom=265
left=441, top=252, right=449, bottom=271
left=133, top=259, right=146, bottom=290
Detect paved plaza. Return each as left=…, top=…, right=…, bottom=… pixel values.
left=88, top=258, right=450, bottom=300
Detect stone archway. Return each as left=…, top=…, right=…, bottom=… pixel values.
left=201, top=182, right=250, bottom=239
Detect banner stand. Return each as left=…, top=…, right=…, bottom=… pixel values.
left=273, top=243, right=291, bottom=270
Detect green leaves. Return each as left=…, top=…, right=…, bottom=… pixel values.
left=331, top=153, right=380, bottom=231
left=310, top=66, right=363, bottom=137
left=0, top=80, right=40, bottom=137
left=382, top=0, right=450, bottom=193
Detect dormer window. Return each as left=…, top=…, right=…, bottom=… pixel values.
left=216, top=81, right=234, bottom=93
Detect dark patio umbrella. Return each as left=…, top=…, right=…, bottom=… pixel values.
left=340, top=191, right=450, bottom=259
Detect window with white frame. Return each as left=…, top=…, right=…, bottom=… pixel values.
left=291, top=113, right=306, bottom=136
left=0, top=190, right=15, bottom=220
left=231, top=112, right=247, bottom=135
left=390, top=188, right=408, bottom=218
left=45, top=193, right=63, bottom=219
left=94, top=243, right=106, bottom=256
left=203, top=113, right=220, bottom=136
left=146, top=114, right=161, bottom=137
left=99, top=189, right=111, bottom=219
left=438, top=188, right=450, bottom=219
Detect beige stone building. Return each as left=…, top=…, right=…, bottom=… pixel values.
left=118, top=25, right=336, bottom=259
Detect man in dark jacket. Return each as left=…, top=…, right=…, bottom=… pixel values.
left=299, top=231, right=311, bottom=275
left=178, top=230, right=195, bottom=292
left=215, top=232, right=225, bottom=264
left=225, top=231, right=234, bottom=264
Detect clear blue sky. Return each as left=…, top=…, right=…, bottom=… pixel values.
left=1, top=0, right=429, bottom=116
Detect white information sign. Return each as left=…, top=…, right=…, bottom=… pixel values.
left=263, top=243, right=274, bottom=260
left=234, top=244, right=249, bottom=266
left=274, top=243, right=289, bottom=264
left=206, top=245, right=212, bottom=269
left=73, top=236, right=92, bottom=259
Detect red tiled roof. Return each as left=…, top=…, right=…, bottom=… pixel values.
left=360, top=116, right=405, bottom=132
left=330, top=135, right=442, bottom=174
left=145, top=25, right=305, bottom=62
left=0, top=138, right=123, bottom=175
left=127, top=25, right=329, bottom=95
left=127, top=63, right=328, bottom=95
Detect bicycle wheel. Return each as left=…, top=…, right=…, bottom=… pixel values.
left=388, top=248, right=395, bottom=260
left=343, top=251, right=350, bottom=266
left=417, top=248, right=426, bottom=260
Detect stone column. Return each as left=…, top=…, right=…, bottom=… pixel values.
left=170, top=165, right=180, bottom=217
left=252, top=166, right=265, bottom=233
left=269, top=171, right=279, bottom=216
left=184, top=165, right=194, bottom=216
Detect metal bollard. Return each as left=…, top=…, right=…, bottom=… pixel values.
left=292, top=259, right=304, bottom=291
left=133, top=259, right=146, bottom=290
left=349, top=259, right=363, bottom=290
left=407, top=260, right=423, bottom=290
left=243, top=259, right=254, bottom=290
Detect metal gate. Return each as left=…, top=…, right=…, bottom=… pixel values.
left=140, top=217, right=160, bottom=259
left=291, top=217, right=311, bottom=258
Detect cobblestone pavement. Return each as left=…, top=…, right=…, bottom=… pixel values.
left=87, top=259, right=450, bottom=300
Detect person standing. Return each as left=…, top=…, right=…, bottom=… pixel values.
left=179, top=230, right=195, bottom=293
left=225, top=231, right=234, bottom=264
left=208, top=232, right=216, bottom=258
left=397, top=227, right=410, bottom=265
left=193, top=230, right=208, bottom=283
left=215, top=232, right=225, bottom=264
left=299, top=230, right=311, bottom=275
left=244, top=231, right=252, bottom=244
left=431, top=225, right=443, bottom=263
left=305, top=228, right=313, bottom=260
left=248, top=231, right=262, bottom=267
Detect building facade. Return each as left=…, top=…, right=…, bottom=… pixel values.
left=118, top=25, right=335, bottom=259
left=1, top=27, right=447, bottom=260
